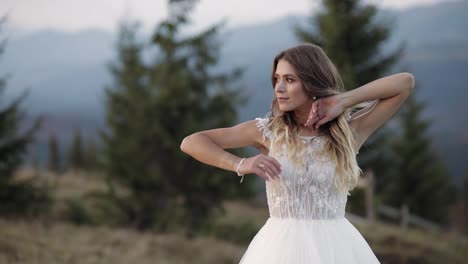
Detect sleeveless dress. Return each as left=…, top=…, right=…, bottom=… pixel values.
left=238, top=117, right=380, bottom=264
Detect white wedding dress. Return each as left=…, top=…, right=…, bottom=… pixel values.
left=238, top=117, right=380, bottom=264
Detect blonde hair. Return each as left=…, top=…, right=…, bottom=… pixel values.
left=267, top=43, right=362, bottom=192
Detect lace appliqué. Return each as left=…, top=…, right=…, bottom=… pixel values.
left=255, top=117, right=274, bottom=142
left=255, top=117, right=349, bottom=220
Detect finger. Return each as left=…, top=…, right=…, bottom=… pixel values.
left=308, top=101, right=317, bottom=120
left=306, top=111, right=319, bottom=127
left=315, top=117, right=329, bottom=129
left=262, top=164, right=277, bottom=179
left=305, top=102, right=316, bottom=126
left=262, top=161, right=279, bottom=179
left=265, top=171, right=272, bottom=181
left=266, top=157, right=281, bottom=172
left=312, top=115, right=320, bottom=125
left=314, top=100, right=320, bottom=119
left=265, top=167, right=279, bottom=180
left=254, top=158, right=277, bottom=179
left=317, top=99, right=325, bottom=118
left=254, top=159, right=275, bottom=179
left=259, top=169, right=271, bottom=181
left=307, top=115, right=320, bottom=128
left=307, top=104, right=314, bottom=122
left=255, top=168, right=267, bottom=181
left=269, top=159, right=282, bottom=178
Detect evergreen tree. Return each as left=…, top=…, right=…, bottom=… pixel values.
left=0, top=16, right=48, bottom=217
left=83, top=137, right=99, bottom=171
left=47, top=132, right=61, bottom=174
left=67, top=127, right=84, bottom=170
left=151, top=16, right=249, bottom=234
left=101, top=1, right=252, bottom=233
left=296, top=0, right=403, bottom=214
left=463, top=173, right=468, bottom=233
left=101, top=20, right=159, bottom=229
left=296, top=0, right=403, bottom=89
left=386, top=91, right=452, bottom=224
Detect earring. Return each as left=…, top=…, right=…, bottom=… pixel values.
left=313, top=96, right=317, bottom=100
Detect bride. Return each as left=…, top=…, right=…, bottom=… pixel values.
left=180, top=43, right=414, bottom=263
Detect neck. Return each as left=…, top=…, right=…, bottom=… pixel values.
left=294, top=102, right=312, bottom=125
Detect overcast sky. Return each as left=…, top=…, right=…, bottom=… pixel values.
left=0, top=0, right=455, bottom=34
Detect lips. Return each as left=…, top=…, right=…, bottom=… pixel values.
left=276, top=97, right=288, bottom=103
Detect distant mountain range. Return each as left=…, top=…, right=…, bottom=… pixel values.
left=2, top=0, right=467, bottom=184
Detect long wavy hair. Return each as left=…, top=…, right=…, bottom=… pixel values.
left=267, top=43, right=362, bottom=192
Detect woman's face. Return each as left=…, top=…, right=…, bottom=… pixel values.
left=274, top=59, right=311, bottom=113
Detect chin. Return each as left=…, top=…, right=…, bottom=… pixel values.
left=279, top=106, right=294, bottom=112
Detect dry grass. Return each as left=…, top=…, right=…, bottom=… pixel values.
left=221, top=200, right=269, bottom=226
left=354, top=220, right=468, bottom=263
left=3, top=167, right=468, bottom=264
left=219, top=198, right=468, bottom=263
left=15, top=167, right=109, bottom=200
left=0, top=219, right=244, bottom=264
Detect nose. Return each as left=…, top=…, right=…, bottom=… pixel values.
left=275, top=79, right=286, bottom=93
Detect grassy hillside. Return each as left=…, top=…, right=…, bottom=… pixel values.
left=0, top=168, right=466, bottom=264
left=0, top=219, right=245, bottom=264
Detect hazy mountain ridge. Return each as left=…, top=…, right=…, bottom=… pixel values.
left=2, top=1, right=467, bottom=182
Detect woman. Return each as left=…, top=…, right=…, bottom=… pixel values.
left=180, top=43, right=414, bottom=263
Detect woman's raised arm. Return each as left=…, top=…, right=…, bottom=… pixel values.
left=343, top=72, right=415, bottom=148
left=307, top=72, right=415, bottom=151
left=180, top=120, right=281, bottom=181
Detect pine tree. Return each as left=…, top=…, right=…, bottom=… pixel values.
left=101, top=1, right=253, bottom=233
left=296, top=0, right=403, bottom=214
left=101, top=20, right=159, bottom=228
left=83, top=137, right=99, bottom=171
left=463, top=173, right=468, bottom=233
left=152, top=2, right=255, bottom=233
left=67, top=127, right=84, bottom=170
left=47, top=132, right=61, bottom=174
left=387, top=91, right=452, bottom=224
left=296, top=0, right=403, bottom=89
left=0, top=16, right=48, bottom=217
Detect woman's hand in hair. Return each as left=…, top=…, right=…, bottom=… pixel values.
left=238, top=154, right=282, bottom=181
left=305, top=94, right=345, bottom=129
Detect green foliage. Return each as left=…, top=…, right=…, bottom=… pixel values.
left=67, top=127, right=85, bottom=170
left=296, top=0, right=403, bottom=89
left=0, top=16, right=49, bottom=217
left=464, top=173, right=468, bottom=233
left=101, top=4, right=254, bottom=233
left=346, top=187, right=366, bottom=215
left=64, top=198, right=95, bottom=225
left=211, top=219, right=259, bottom=245
left=297, top=0, right=403, bottom=215
left=385, top=92, right=452, bottom=224
left=83, top=137, right=100, bottom=171
left=47, top=132, right=61, bottom=174
left=0, top=178, right=50, bottom=217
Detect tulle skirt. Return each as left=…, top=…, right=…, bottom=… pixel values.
left=239, top=217, right=380, bottom=264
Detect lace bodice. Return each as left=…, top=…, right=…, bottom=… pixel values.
left=255, top=117, right=350, bottom=220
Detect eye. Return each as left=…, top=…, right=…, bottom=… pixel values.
left=273, top=77, right=279, bottom=83
left=286, top=78, right=294, bottom=83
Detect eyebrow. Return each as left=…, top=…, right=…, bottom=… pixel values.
left=274, top=73, right=297, bottom=78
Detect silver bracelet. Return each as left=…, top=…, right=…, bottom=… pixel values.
left=236, top=158, right=246, bottom=183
